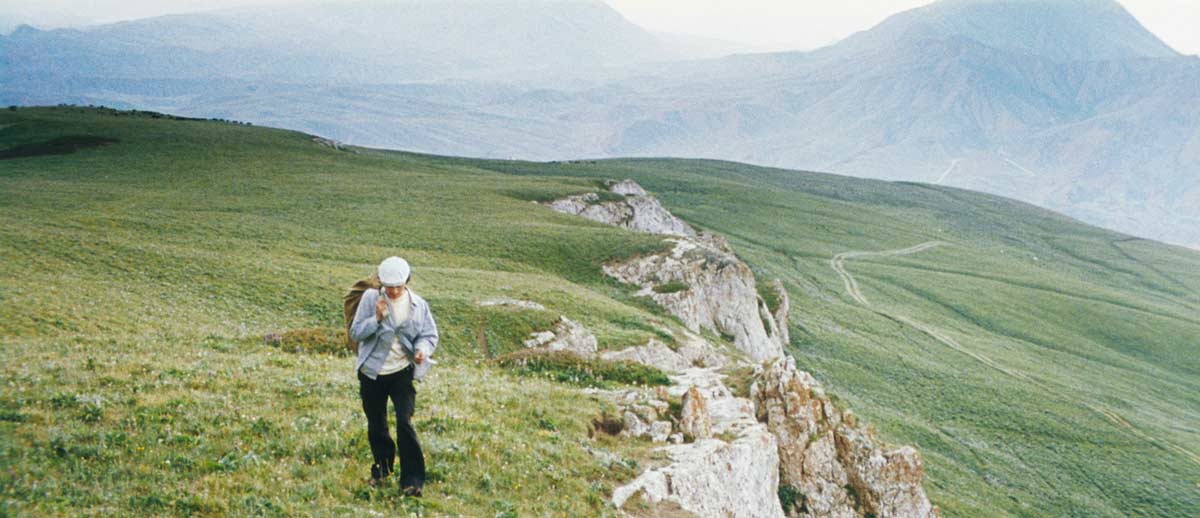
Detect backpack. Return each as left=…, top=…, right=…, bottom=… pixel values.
left=343, top=273, right=381, bottom=350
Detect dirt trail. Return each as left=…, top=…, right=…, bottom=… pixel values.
left=830, top=241, right=947, bottom=306
left=831, top=242, right=1200, bottom=467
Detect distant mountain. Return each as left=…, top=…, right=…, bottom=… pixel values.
left=618, top=0, right=1200, bottom=247
left=594, top=23, right=1200, bottom=246
left=2, top=0, right=1197, bottom=248
left=1, top=0, right=693, bottom=84
left=834, top=0, right=1179, bottom=62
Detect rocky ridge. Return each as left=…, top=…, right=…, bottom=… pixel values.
left=547, top=179, right=696, bottom=237
left=754, top=357, right=939, bottom=518
left=543, top=180, right=938, bottom=517
left=607, top=367, right=785, bottom=517
left=546, top=180, right=787, bottom=363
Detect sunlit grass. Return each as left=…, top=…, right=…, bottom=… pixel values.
left=2, top=106, right=1199, bottom=516
left=0, top=107, right=676, bottom=516
left=0, top=336, right=653, bottom=515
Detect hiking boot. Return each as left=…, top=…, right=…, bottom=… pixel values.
left=401, top=485, right=423, bottom=498
left=367, top=463, right=390, bottom=488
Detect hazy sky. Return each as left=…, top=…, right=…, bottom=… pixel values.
left=2, top=0, right=1198, bottom=55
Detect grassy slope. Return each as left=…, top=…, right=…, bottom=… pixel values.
left=2, top=107, right=1198, bottom=516
left=463, top=158, right=1200, bottom=517
left=0, top=107, right=676, bottom=516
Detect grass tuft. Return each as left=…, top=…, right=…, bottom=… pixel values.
left=265, top=327, right=350, bottom=356
left=651, top=280, right=688, bottom=294
left=494, top=349, right=671, bottom=388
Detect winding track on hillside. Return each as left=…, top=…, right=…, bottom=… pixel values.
left=830, top=241, right=948, bottom=306
left=830, top=242, right=1200, bottom=467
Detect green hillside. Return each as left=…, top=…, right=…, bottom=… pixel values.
left=2, top=107, right=1198, bottom=516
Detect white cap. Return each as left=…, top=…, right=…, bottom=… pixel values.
left=378, top=256, right=411, bottom=286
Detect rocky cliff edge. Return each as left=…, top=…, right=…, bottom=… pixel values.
left=540, top=179, right=938, bottom=518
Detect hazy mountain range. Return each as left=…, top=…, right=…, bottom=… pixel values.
left=2, top=0, right=1198, bottom=248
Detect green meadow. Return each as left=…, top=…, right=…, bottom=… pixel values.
left=2, top=107, right=1198, bottom=516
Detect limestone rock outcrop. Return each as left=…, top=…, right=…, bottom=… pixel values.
left=584, top=388, right=674, bottom=444
left=547, top=179, right=788, bottom=362
left=545, top=179, right=936, bottom=517
left=624, top=407, right=673, bottom=443
left=545, top=182, right=694, bottom=236
left=597, top=339, right=938, bottom=518
left=547, top=179, right=787, bottom=362
left=599, top=331, right=727, bottom=373
left=679, top=386, right=712, bottom=441
left=613, top=432, right=783, bottom=518
left=752, top=357, right=939, bottom=518
left=312, top=136, right=351, bottom=151
left=603, top=236, right=785, bottom=362
left=522, top=316, right=597, bottom=357
left=600, top=338, right=694, bottom=372
left=611, top=367, right=784, bottom=518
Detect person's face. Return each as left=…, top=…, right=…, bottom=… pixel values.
left=384, top=284, right=406, bottom=300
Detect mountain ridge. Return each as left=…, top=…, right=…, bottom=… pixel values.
left=833, top=0, right=1179, bottom=62
left=0, top=0, right=692, bottom=83
left=3, top=0, right=1197, bottom=248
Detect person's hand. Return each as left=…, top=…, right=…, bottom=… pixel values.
left=414, top=349, right=425, bottom=364
left=375, top=297, right=388, bottom=321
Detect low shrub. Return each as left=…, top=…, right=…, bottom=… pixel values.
left=757, top=280, right=783, bottom=315
left=651, top=280, right=689, bottom=294
left=778, top=484, right=804, bottom=513
left=493, top=349, right=670, bottom=388
left=264, top=327, right=349, bottom=356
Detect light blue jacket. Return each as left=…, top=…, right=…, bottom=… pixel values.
left=350, top=287, right=439, bottom=380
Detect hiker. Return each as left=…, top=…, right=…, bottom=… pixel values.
left=349, top=256, right=439, bottom=495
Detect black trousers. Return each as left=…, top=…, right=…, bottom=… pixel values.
left=358, top=364, right=425, bottom=487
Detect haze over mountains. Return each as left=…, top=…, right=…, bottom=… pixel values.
left=2, top=0, right=1198, bottom=248
left=0, top=0, right=716, bottom=84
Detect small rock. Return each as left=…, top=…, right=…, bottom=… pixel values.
left=523, top=331, right=556, bottom=348
left=650, top=421, right=673, bottom=443
left=623, top=411, right=651, bottom=439
left=522, top=316, right=597, bottom=356
left=680, top=386, right=712, bottom=440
